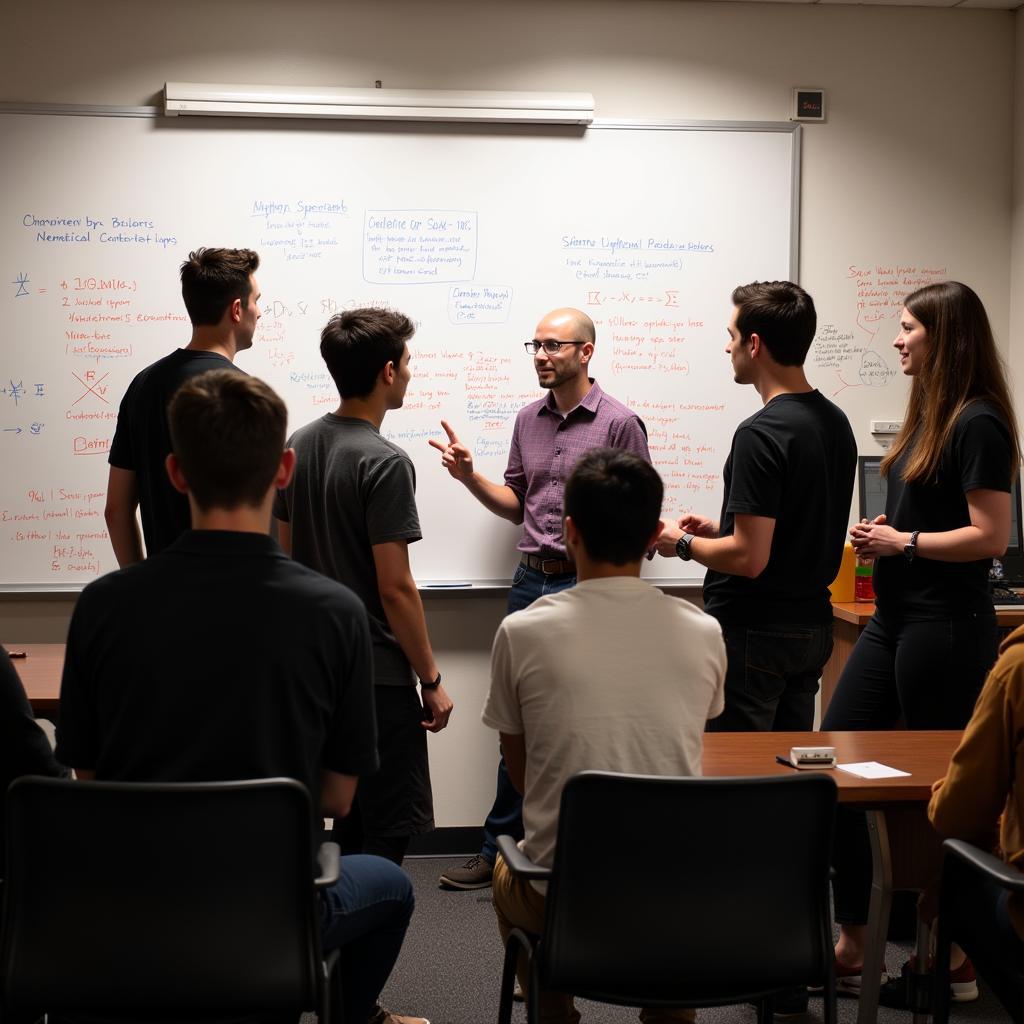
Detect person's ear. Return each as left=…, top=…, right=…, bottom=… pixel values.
left=275, top=448, right=296, bottom=491
left=165, top=453, right=189, bottom=495
left=563, top=515, right=580, bottom=558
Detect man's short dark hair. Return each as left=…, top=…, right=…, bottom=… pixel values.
left=564, top=449, right=663, bottom=565
left=179, top=248, right=260, bottom=327
left=320, top=308, right=415, bottom=399
left=168, top=370, right=286, bottom=511
left=731, top=281, right=817, bottom=366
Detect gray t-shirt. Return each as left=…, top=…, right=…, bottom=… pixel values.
left=274, top=414, right=421, bottom=686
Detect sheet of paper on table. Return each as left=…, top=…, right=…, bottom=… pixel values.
left=836, top=761, right=911, bottom=779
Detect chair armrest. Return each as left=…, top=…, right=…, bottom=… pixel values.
left=496, top=834, right=551, bottom=882
left=315, top=842, right=341, bottom=888
left=944, top=839, right=1024, bottom=893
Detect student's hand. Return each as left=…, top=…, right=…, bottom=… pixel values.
left=428, top=421, right=475, bottom=482
left=851, top=519, right=907, bottom=559
left=655, top=520, right=684, bottom=557
left=677, top=513, right=718, bottom=538
left=849, top=514, right=887, bottom=562
left=421, top=683, right=454, bottom=733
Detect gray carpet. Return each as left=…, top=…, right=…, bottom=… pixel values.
left=372, top=857, right=1011, bottom=1024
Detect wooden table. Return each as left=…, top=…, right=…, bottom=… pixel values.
left=5, top=642, right=64, bottom=716
left=821, top=602, right=1024, bottom=717
left=703, top=730, right=962, bottom=1024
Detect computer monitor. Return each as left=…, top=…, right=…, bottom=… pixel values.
left=856, top=454, right=1024, bottom=574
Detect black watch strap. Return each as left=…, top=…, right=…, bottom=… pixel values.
left=420, top=672, right=442, bottom=691
left=675, top=533, right=695, bottom=562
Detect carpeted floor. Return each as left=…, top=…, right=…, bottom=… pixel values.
left=373, top=857, right=1010, bottom=1024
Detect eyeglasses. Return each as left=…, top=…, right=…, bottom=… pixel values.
left=524, top=340, right=587, bottom=355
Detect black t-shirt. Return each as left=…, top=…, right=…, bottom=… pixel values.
left=0, top=648, right=64, bottom=863
left=273, top=415, right=422, bottom=687
left=108, top=349, right=242, bottom=557
left=56, top=531, right=378, bottom=827
left=874, top=401, right=1013, bottom=619
left=702, top=390, right=857, bottom=625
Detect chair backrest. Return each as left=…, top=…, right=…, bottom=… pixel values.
left=1, top=775, right=321, bottom=1016
left=541, top=770, right=837, bottom=1006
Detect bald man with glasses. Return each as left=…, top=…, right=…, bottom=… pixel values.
left=429, top=306, right=650, bottom=891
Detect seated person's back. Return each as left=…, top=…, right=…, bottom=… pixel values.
left=58, top=370, right=420, bottom=1024
left=483, top=449, right=726, bottom=1024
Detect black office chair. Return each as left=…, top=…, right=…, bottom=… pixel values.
left=933, top=838, right=1024, bottom=1024
left=497, top=770, right=837, bottom=1024
left=0, top=775, right=341, bottom=1023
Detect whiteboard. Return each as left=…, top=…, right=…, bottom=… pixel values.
left=0, top=108, right=798, bottom=589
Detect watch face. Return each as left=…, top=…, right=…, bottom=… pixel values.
left=676, top=535, right=691, bottom=561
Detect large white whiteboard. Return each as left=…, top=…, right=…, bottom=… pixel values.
left=0, top=108, right=799, bottom=589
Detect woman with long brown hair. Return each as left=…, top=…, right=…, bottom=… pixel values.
left=822, top=280, right=1020, bottom=1002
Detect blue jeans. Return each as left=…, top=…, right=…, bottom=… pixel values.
left=319, top=854, right=415, bottom=1022
left=706, top=621, right=833, bottom=732
left=480, top=564, right=576, bottom=863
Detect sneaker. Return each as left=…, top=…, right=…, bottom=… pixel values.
left=949, top=957, right=979, bottom=1002
left=878, top=956, right=978, bottom=1010
left=438, top=853, right=493, bottom=890
left=368, top=1005, right=430, bottom=1024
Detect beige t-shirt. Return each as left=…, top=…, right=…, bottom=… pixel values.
left=482, top=576, right=726, bottom=872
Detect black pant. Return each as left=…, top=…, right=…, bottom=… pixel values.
left=333, top=685, right=434, bottom=866
left=706, top=621, right=833, bottom=732
left=823, top=609, right=998, bottom=924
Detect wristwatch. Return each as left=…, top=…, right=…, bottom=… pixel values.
left=420, top=673, right=442, bottom=691
left=675, top=533, right=695, bottom=561
left=904, top=530, right=920, bottom=561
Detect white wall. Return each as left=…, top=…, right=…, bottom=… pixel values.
left=1, top=0, right=1018, bottom=826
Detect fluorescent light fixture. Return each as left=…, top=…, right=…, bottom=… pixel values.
left=164, top=82, right=594, bottom=125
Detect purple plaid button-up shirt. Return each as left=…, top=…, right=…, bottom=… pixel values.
left=503, top=380, right=650, bottom=560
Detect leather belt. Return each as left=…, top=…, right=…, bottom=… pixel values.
left=522, top=554, right=576, bottom=576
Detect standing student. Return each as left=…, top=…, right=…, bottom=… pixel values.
left=60, top=371, right=422, bottom=1024
left=105, top=247, right=259, bottom=565
left=823, top=281, right=1019, bottom=998
left=429, top=307, right=650, bottom=890
left=656, top=280, right=856, bottom=734
left=274, top=308, right=453, bottom=867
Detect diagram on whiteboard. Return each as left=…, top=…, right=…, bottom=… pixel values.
left=814, top=263, right=948, bottom=398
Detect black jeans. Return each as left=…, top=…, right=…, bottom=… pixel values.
left=706, top=621, right=834, bottom=732
left=823, top=609, right=999, bottom=924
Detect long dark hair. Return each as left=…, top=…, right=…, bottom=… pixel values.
left=882, top=281, right=1019, bottom=483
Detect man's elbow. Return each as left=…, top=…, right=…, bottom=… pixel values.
left=736, top=552, right=769, bottom=578
left=378, top=577, right=415, bottom=607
